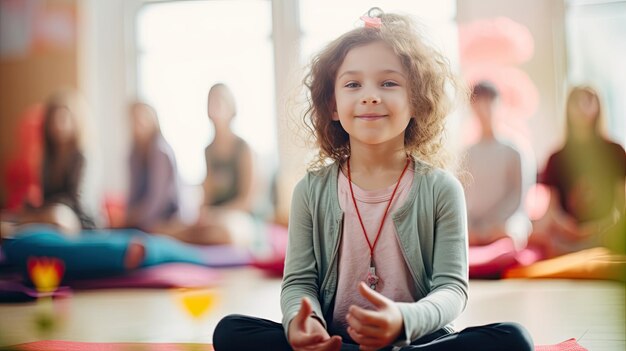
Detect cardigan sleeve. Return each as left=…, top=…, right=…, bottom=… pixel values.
left=280, top=175, right=326, bottom=338
left=395, top=172, right=469, bottom=344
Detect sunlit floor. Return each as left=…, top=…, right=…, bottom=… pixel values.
left=0, top=268, right=624, bottom=350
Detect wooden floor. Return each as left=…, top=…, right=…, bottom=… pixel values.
left=0, top=267, right=624, bottom=350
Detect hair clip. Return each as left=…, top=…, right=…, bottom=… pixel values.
left=360, top=7, right=383, bottom=28
left=360, top=15, right=382, bottom=28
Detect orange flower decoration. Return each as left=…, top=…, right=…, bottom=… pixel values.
left=27, top=257, right=65, bottom=293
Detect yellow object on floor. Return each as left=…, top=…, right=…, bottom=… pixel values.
left=504, top=247, right=626, bottom=281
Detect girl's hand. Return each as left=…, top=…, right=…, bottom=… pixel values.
left=346, top=282, right=404, bottom=351
left=288, top=297, right=342, bottom=351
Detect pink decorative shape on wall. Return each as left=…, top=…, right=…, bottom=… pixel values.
left=459, top=16, right=534, bottom=65
left=458, top=16, right=539, bottom=157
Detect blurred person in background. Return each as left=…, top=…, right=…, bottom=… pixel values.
left=16, top=91, right=101, bottom=229
left=530, top=85, right=626, bottom=257
left=464, top=81, right=531, bottom=250
left=202, top=83, right=255, bottom=212
left=192, top=83, right=257, bottom=246
left=125, top=102, right=181, bottom=232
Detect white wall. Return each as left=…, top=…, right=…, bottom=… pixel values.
left=78, top=0, right=132, bottom=201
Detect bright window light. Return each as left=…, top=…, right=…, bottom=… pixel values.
left=136, top=0, right=276, bottom=185
left=299, top=0, right=458, bottom=66
left=566, top=1, right=626, bottom=146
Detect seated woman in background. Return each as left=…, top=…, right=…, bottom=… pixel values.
left=530, top=85, right=626, bottom=258
left=191, top=83, right=258, bottom=246
left=125, top=102, right=180, bottom=232
left=202, top=83, right=255, bottom=212
left=17, top=92, right=99, bottom=229
left=464, top=81, right=532, bottom=250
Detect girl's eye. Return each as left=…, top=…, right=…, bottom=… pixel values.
left=345, top=82, right=360, bottom=88
left=382, top=81, right=399, bottom=87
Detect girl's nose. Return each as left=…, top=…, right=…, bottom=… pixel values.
left=361, top=95, right=380, bottom=104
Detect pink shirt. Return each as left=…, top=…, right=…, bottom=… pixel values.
left=331, top=166, right=417, bottom=338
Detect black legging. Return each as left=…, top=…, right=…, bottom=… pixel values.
left=213, top=314, right=533, bottom=351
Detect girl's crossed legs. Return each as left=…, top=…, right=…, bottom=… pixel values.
left=213, top=314, right=533, bottom=351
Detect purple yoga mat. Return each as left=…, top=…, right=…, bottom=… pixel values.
left=0, top=263, right=221, bottom=302
left=70, top=263, right=221, bottom=289
left=0, top=280, right=72, bottom=302
left=198, top=244, right=253, bottom=267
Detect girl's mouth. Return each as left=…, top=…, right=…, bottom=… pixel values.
left=356, top=114, right=387, bottom=121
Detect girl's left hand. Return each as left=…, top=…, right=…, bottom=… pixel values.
left=346, top=282, right=404, bottom=350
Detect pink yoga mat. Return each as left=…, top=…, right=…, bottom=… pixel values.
left=10, top=340, right=213, bottom=350
left=469, top=239, right=543, bottom=279
left=535, top=338, right=588, bottom=351
left=11, top=338, right=587, bottom=351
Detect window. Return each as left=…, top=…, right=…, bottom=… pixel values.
left=566, top=0, right=626, bottom=146
left=299, top=0, right=458, bottom=66
left=136, top=0, right=276, bottom=185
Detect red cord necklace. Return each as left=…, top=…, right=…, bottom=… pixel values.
left=346, top=157, right=410, bottom=290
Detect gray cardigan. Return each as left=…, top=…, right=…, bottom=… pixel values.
left=280, top=159, right=469, bottom=346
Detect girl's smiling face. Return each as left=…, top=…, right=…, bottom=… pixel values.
left=333, top=40, right=412, bottom=149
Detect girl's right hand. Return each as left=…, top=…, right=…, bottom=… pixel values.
left=288, top=297, right=342, bottom=351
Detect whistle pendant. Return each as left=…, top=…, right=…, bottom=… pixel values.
left=366, top=264, right=379, bottom=290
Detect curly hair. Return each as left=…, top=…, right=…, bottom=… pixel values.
left=303, top=11, right=463, bottom=170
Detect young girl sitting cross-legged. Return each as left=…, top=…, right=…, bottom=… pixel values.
left=213, top=9, right=534, bottom=351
